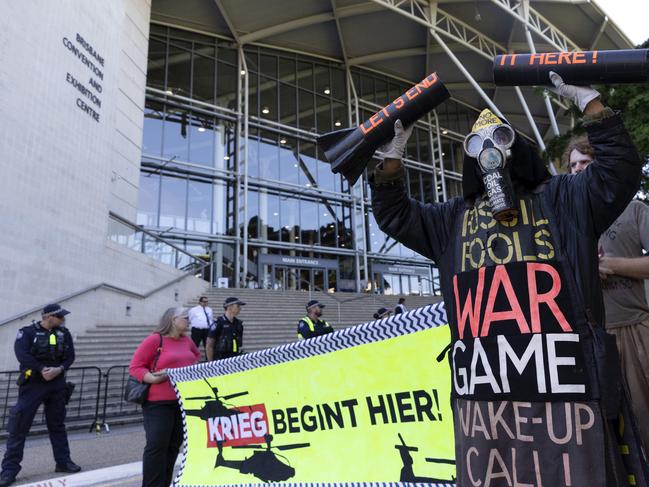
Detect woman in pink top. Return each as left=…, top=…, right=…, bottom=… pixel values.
left=129, top=307, right=199, bottom=487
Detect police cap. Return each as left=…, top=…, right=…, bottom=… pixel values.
left=223, top=297, right=246, bottom=309
left=306, top=300, right=325, bottom=311
left=42, top=303, right=70, bottom=318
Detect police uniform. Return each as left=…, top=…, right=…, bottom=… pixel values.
left=297, top=316, right=333, bottom=339
left=208, top=314, right=244, bottom=360
left=297, top=300, right=333, bottom=340
left=0, top=312, right=76, bottom=484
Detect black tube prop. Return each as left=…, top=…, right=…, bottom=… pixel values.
left=317, top=72, right=450, bottom=184
left=493, top=49, right=649, bottom=86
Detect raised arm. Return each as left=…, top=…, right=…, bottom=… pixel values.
left=371, top=120, right=457, bottom=262
left=549, top=72, right=642, bottom=236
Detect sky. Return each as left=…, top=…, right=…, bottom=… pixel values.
left=593, top=0, right=648, bottom=45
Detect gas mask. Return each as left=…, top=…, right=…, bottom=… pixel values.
left=464, top=109, right=518, bottom=221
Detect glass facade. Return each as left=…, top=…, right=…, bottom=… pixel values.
left=137, top=24, right=472, bottom=295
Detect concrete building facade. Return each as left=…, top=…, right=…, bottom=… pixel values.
left=0, top=1, right=207, bottom=368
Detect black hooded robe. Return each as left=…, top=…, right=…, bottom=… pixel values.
left=371, top=112, right=644, bottom=486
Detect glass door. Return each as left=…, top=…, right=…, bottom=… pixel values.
left=383, top=274, right=400, bottom=295
left=299, top=268, right=313, bottom=291
left=371, top=272, right=383, bottom=294
left=410, top=275, right=421, bottom=295
left=313, top=269, right=326, bottom=292
left=400, top=275, right=410, bottom=295
left=288, top=267, right=298, bottom=291
left=273, top=265, right=287, bottom=290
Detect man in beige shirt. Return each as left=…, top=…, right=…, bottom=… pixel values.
left=567, top=135, right=649, bottom=448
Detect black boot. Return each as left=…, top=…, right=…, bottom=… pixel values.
left=0, top=472, right=16, bottom=487
left=55, top=461, right=81, bottom=473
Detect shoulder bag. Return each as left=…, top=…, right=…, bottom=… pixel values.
left=124, top=333, right=163, bottom=405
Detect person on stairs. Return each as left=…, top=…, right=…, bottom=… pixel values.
left=207, top=297, right=245, bottom=360
left=297, top=300, right=334, bottom=340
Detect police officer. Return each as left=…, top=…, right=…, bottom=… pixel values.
left=297, top=300, right=334, bottom=340
left=206, top=297, right=245, bottom=361
left=0, top=303, right=80, bottom=487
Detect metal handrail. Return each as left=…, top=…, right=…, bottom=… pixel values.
left=270, top=276, right=389, bottom=323
left=324, top=292, right=390, bottom=324
left=108, top=211, right=206, bottom=263
left=294, top=278, right=394, bottom=323
left=418, top=276, right=441, bottom=296
left=98, top=365, right=142, bottom=432
left=0, top=366, right=103, bottom=434
left=297, top=277, right=322, bottom=301
left=141, top=154, right=236, bottom=180
left=0, top=214, right=210, bottom=327
left=0, top=365, right=140, bottom=437
left=146, top=86, right=240, bottom=117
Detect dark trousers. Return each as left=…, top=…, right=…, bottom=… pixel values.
left=190, top=328, right=209, bottom=349
left=1, top=379, right=71, bottom=477
left=215, top=351, right=240, bottom=360
left=142, top=401, right=183, bottom=487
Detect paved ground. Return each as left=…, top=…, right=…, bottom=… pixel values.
left=0, top=424, right=146, bottom=486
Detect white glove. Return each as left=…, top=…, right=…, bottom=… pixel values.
left=548, top=71, right=599, bottom=113
left=380, top=119, right=414, bottom=159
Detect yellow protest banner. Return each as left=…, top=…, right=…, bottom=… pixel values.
left=169, top=303, right=455, bottom=486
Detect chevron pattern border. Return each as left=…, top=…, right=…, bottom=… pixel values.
left=175, top=483, right=454, bottom=487
left=173, top=378, right=190, bottom=487
left=169, top=302, right=447, bottom=385
left=171, top=302, right=451, bottom=487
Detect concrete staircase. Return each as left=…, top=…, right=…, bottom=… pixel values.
left=193, top=288, right=441, bottom=351
left=74, top=289, right=441, bottom=366
left=1, top=289, right=442, bottom=437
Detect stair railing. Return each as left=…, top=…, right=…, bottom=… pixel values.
left=0, top=213, right=210, bottom=327
left=0, top=366, right=104, bottom=437
left=300, top=284, right=392, bottom=325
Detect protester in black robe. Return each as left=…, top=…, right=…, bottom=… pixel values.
left=371, top=73, right=645, bottom=486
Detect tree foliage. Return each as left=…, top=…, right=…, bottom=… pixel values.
left=545, top=39, right=649, bottom=200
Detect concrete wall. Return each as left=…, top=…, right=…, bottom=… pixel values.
left=0, top=0, right=208, bottom=369
left=0, top=261, right=208, bottom=369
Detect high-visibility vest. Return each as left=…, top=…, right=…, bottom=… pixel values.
left=297, top=316, right=330, bottom=339
left=302, top=316, right=315, bottom=332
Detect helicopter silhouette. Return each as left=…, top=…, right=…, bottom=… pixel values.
left=184, top=378, right=250, bottom=421
left=395, top=433, right=455, bottom=483
left=215, top=433, right=310, bottom=482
